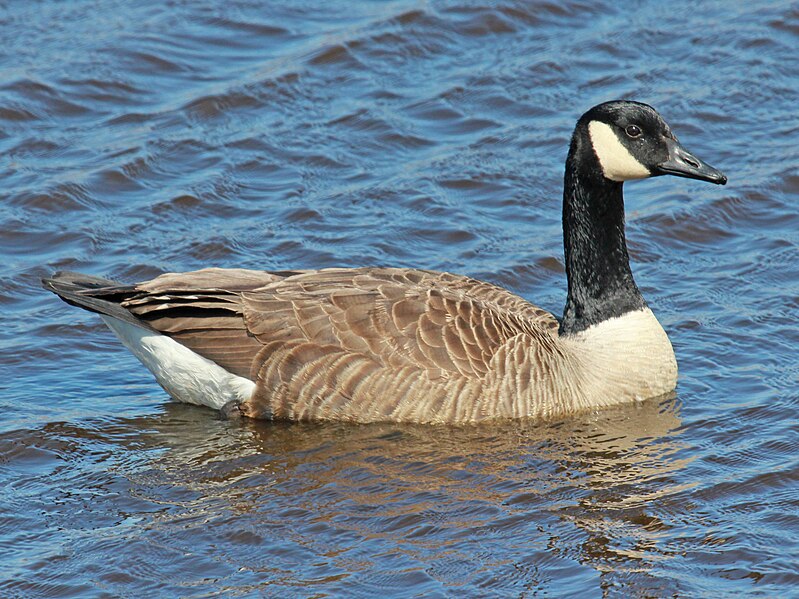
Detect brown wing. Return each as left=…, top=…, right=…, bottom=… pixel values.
left=118, top=266, right=558, bottom=421
left=240, top=268, right=557, bottom=378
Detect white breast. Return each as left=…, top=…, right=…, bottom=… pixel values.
left=563, top=307, right=678, bottom=403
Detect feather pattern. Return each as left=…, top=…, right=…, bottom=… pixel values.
left=138, top=267, right=559, bottom=421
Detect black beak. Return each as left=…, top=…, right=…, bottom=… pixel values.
left=654, top=138, right=727, bottom=185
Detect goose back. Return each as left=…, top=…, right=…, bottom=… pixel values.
left=62, top=267, right=576, bottom=422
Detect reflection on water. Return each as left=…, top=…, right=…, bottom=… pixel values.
left=0, top=396, right=686, bottom=595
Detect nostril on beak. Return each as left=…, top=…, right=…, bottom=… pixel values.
left=685, top=156, right=700, bottom=168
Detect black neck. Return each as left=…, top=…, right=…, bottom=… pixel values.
left=559, top=133, right=646, bottom=335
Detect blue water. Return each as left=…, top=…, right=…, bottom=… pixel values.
left=1, top=1, right=798, bottom=596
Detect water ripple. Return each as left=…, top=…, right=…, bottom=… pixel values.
left=0, top=0, right=797, bottom=596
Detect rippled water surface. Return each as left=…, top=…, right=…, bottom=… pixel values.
left=1, top=1, right=798, bottom=596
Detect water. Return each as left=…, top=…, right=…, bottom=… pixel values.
left=1, top=0, right=797, bottom=596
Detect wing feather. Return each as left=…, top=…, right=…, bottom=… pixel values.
left=62, top=266, right=560, bottom=420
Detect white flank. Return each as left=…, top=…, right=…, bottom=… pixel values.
left=588, top=120, right=651, bottom=182
left=100, top=315, right=255, bottom=410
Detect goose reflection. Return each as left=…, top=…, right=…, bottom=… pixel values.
left=108, top=393, right=689, bottom=593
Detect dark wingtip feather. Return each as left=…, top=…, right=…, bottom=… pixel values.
left=42, top=271, right=155, bottom=331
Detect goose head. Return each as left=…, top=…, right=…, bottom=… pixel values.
left=560, top=101, right=726, bottom=336
left=575, top=100, right=727, bottom=185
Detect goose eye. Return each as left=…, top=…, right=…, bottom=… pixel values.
left=625, top=124, right=642, bottom=138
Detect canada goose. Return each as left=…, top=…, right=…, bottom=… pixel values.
left=44, top=101, right=726, bottom=424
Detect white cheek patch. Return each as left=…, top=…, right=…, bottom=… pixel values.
left=588, top=120, right=651, bottom=182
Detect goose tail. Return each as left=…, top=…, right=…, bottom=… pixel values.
left=42, top=271, right=154, bottom=331
left=42, top=271, right=255, bottom=411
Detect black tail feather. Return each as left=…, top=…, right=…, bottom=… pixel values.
left=42, top=272, right=156, bottom=332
